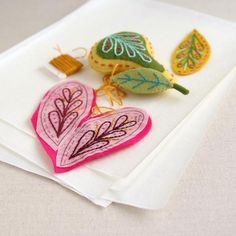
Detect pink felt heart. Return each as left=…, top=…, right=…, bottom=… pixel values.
left=31, top=81, right=151, bottom=173
left=31, top=80, right=96, bottom=153
left=54, top=107, right=151, bottom=173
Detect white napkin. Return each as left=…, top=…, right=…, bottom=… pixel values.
left=0, top=0, right=235, bottom=209
left=1, top=67, right=235, bottom=209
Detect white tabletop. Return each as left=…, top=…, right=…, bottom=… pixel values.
left=0, top=0, right=235, bottom=235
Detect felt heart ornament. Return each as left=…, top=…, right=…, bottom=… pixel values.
left=172, top=29, right=211, bottom=75
left=31, top=80, right=96, bottom=153
left=111, top=68, right=189, bottom=95
left=88, top=31, right=176, bottom=83
left=55, top=107, right=151, bottom=173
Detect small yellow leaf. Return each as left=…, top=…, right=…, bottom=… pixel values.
left=172, top=29, right=211, bottom=75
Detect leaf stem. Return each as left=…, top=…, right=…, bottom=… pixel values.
left=173, top=83, right=189, bottom=95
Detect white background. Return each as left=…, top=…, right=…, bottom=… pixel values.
left=0, top=0, right=235, bottom=235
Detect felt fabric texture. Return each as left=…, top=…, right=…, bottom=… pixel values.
left=97, top=32, right=164, bottom=71
left=88, top=32, right=155, bottom=74
left=32, top=80, right=96, bottom=151
left=111, top=68, right=189, bottom=95
left=88, top=31, right=176, bottom=83
left=31, top=80, right=152, bottom=173
left=0, top=0, right=236, bottom=211
left=56, top=107, right=152, bottom=172
left=172, top=29, right=211, bottom=75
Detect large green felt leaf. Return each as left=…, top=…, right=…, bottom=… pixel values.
left=96, top=32, right=164, bottom=72
left=111, top=68, right=173, bottom=94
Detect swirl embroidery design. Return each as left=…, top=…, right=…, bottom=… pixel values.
left=101, top=32, right=153, bottom=63
left=70, top=115, right=137, bottom=159
left=48, top=88, right=83, bottom=138
left=35, top=81, right=95, bottom=151
left=32, top=82, right=151, bottom=173
left=57, top=107, right=151, bottom=170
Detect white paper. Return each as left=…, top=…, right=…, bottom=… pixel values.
left=0, top=144, right=52, bottom=179
left=1, top=67, right=234, bottom=209
left=0, top=143, right=112, bottom=207
left=0, top=0, right=235, bottom=177
left=0, top=0, right=235, bottom=209
left=101, top=68, right=236, bottom=209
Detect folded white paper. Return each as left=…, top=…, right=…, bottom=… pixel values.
left=0, top=0, right=235, bottom=209
left=0, top=144, right=112, bottom=207
left=101, top=68, right=236, bottom=209
left=1, top=67, right=235, bottom=209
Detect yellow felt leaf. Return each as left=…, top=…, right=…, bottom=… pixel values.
left=172, top=29, right=211, bottom=75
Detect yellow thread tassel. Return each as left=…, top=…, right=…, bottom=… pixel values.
left=50, top=54, right=83, bottom=76
left=49, top=45, right=85, bottom=77
left=96, top=64, right=127, bottom=106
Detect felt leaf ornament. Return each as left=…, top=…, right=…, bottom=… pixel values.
left=111, top=68, right=189, bottom=95
left=89, top=31, right=176, bottom=83
left=55, top=107, right=151, bottom=173
left=31, top=80, right=96, bottom=151
left=172, top=29, right=211, bottom=75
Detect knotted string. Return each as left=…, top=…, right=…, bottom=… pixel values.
left=96, top=64, right=126, bottom=106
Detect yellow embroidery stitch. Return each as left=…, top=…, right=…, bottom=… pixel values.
left=91, top=105, right=115, bottom=117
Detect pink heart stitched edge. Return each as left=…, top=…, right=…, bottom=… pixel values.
left=31, top=80, right=96, bottom=157
left=31, top=81, right=152, bottom=173
left=54, top=107, right=152, bottom=173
